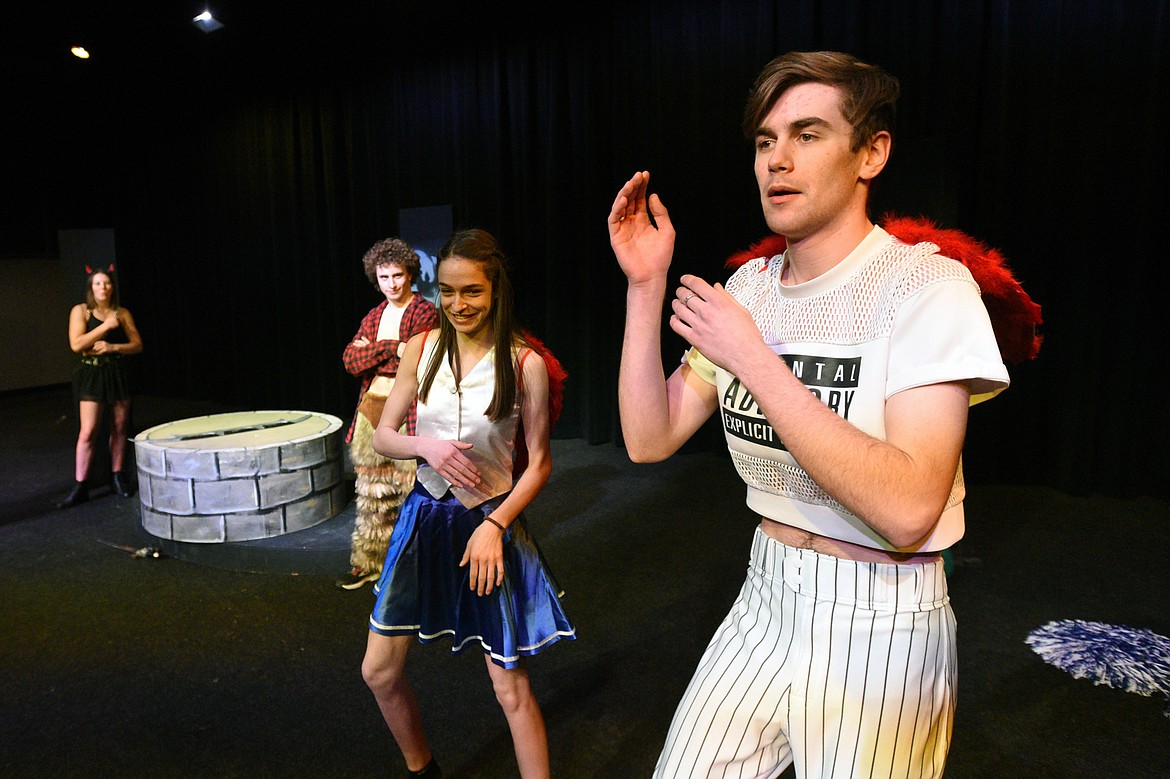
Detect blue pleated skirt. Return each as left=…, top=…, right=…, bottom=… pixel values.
left=369, top=482, right=576, bottom=669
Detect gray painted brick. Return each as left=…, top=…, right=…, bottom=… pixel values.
left=193, top=479, right=260, bottom=513
left=258, top=471, right=312, bottom=508
left=140, top=507, right=172, bottom=539
left=135, top=444, right=166, bottom=476
left=280, top=438, right=327, bottom=470
left=217, top=447, right=281, bottom=478
left=224, top=508, right=285, bottom=542
left=172, top=514, right=226, bottom=543
left=150, top=478, right=195, bottom=514
left=311, top=461, right=341, bottom=491
left=166, top=449, right=220, bottom=480
left=284, top=490, right=333, bottom=532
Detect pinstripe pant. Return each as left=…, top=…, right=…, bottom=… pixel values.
left=654, top=528, right=956, bottom=779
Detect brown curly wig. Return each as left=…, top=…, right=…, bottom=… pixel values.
left=361, top=238, right=420, bottom=287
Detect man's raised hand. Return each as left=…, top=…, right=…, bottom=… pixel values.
left=608, top=171, right=676, bottom=286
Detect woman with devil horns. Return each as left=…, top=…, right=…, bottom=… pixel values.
left=58, top=265, right=143, bottom=509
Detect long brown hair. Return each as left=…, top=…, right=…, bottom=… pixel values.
left=417, top=229, right=525, bottom=422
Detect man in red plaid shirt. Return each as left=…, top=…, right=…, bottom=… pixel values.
left=338, top=238, right=438, bottom=590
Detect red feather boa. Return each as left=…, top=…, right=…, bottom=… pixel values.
left=723, top=216, right=1043, bottom=363
left=513, top=329, right=568, bottom=475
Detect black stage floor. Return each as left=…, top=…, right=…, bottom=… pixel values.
left=147, top=500, right=356, bottom=577
left=2, top=388, right=1168, bottom=778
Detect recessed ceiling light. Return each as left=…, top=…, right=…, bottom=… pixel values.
left=193, top=10, right=224, bottom=33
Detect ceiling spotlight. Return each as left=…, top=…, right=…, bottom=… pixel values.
left=192, top=10, right=224, bottom=33
left=71, top=46, right=90, bottom=59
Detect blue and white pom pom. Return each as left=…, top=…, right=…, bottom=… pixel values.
left=1026, top=619, right=1170, bottom=717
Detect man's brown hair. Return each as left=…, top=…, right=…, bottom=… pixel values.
left=362, top=238, right=420, bottom=287
left=743, top=51, right=900, bottom=152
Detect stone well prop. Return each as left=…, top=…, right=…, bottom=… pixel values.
left=133, top=410, right=345, bottom=543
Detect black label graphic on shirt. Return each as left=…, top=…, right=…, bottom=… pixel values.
left=782, top=354, right=861, bottom=387
left=723, top=406, right=784, bottom=449
left=720, top=354, right=861, bottom=450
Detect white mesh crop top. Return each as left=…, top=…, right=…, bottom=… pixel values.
left=686, top=226, right=1010, bottom=552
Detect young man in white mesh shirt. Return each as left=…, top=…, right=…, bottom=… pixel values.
left=608, top=51, right=1010, bottom=778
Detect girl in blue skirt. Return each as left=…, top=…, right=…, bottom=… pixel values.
left=363, top=229, right=575, bottom=778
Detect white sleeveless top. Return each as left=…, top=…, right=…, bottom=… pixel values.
left=414, top=337, right=519, bottom=509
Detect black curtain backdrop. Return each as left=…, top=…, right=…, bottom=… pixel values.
left=5, top=1, right=1168, bottom=499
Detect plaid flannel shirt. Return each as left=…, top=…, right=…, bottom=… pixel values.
left=342, top=293, right=439, bottom=442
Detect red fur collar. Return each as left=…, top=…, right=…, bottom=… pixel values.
left=513, top=329, right=568, bottom=475
left=724, top=216, right=1042, bottom=363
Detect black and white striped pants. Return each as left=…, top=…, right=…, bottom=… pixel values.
left=655, top=527, right=956, bottom=779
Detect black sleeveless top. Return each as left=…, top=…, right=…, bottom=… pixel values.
left=87, top=311, right=130, bottom=345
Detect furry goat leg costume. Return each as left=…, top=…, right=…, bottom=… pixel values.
left=348, top=411, right=417, bottom=577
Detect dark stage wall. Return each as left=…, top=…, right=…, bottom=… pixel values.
left=3, top=1, right=1167, bottom=499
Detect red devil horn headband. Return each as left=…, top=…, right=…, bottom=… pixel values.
left=84, top=264, right=116, bottom=274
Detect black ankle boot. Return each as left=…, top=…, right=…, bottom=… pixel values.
left=57, top=481, right=89, bottom=509
left=112, top=471, right=136, bottom=498
left=409, top=758, right=441, bottom=777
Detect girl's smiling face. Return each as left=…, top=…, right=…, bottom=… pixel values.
left=438, top=256, right=493, bottom=339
